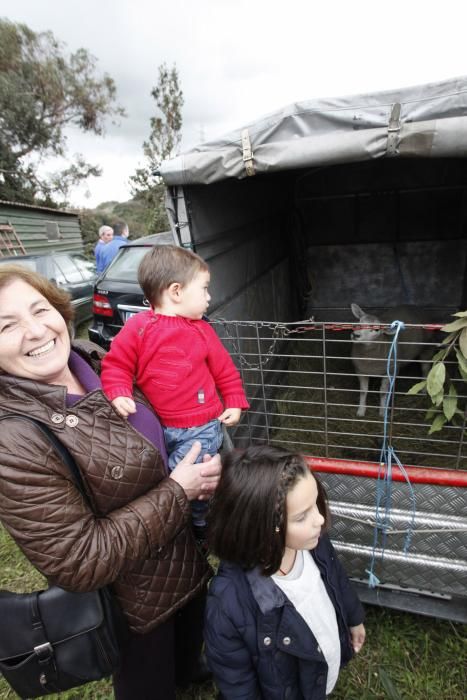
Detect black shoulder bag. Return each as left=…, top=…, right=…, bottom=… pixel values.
left=0, top=416, right=126, bottom=699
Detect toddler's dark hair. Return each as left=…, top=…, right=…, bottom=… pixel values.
left=138, top=244, right=208, bottom=308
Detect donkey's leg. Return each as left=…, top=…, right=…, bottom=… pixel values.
left=357, top=375, right=369, bottom=417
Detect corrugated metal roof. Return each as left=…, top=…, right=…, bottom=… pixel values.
left=0, top=199, right=77, bottom=216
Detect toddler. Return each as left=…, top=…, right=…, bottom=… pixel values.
left=101, top=244, right=249, bottom=536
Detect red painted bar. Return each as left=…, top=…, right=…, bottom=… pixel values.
left=305, top=456, right=467, bottom=487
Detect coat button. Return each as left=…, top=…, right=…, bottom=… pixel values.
left=263, top=636, right=272, bottom=646
left=283, top=636, right=291, bottom=646
left=65, top=415, right=79, bottom=427
left=111, top=465, right=124, bottom=480
left=51, top=413, right=64, bottom=424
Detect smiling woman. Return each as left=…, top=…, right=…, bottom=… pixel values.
left=0, top=264, right=222, bottom=699
left=0, top=276, right=82, bottom=391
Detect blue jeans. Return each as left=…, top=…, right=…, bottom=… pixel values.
left=163, top=419, right=223, bottom=528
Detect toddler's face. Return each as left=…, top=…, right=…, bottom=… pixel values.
left=285, top=471, right=325, bottom=552
left=178, top=270, right=211, bottom=320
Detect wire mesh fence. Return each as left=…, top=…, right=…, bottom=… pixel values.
left=213, top=318, right=467, bottom=471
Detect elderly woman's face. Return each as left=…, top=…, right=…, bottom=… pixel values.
left=0, top=278, right=71, bottom=383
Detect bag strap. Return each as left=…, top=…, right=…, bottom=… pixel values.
left=0, top=414, right=93, bottom=509
left=30, top=592, right=61, bottom=692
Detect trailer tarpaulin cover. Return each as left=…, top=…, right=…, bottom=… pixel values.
left=160, top=76, right=467, bottom=186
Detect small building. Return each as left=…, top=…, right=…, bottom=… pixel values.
left=0, top=200, right=83, bottom=257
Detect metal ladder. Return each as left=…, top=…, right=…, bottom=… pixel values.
left=0, top=223, right=26, bottom=257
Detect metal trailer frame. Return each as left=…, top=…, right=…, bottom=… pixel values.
left=161, top=77, right=467, bottom=621
left=212, top=317, right=467, bottom=622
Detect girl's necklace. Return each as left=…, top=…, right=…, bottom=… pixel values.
left=278, top=551, right=297, bottom=576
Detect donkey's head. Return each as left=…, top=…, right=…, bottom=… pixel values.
left=350, top=303, right=388, bottom=344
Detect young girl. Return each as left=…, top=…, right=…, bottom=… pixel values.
left=205, top=445, right=365, bottom=699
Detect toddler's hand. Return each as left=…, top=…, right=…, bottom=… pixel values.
left=218, top=408, right=242, bottom=426
left=112, top=396, right=137, bottom=418
left=350, top=623, right=366, bottom=653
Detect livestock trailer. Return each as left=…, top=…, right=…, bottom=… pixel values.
left=160, top=76, right=467, bottom=622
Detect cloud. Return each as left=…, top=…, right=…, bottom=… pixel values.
left=3, top=0, right=467, bottom=206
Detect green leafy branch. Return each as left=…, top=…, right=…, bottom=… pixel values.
left=408, top=311, right=467, bottom=433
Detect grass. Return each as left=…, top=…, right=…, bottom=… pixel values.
left=1, top=524, right=466, bottom=700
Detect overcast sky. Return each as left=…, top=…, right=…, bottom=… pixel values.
left=3, top=0, right=467, bottom=207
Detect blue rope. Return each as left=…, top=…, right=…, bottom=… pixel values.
left=366, top=320, right=417, bottom=588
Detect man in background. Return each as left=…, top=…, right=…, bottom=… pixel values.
left=100, top=221, right=130, bottom=270
left=95, top=225, right=113, bottom=273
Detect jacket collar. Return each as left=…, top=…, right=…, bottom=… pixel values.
left=0, top=344, right=97, bottom=428
left=246, top=566, right=287, bottom=614
left=0, top=373, right=68, bottom=422
left=244, top=540, right=329, bottom=615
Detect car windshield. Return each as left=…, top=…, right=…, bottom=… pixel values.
left=74, top=255, right=96, bottom=280
left=103, top=246, right=156, bottom=282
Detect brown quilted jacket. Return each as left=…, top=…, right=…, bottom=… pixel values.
left=0, top=341, right=211, bottom=633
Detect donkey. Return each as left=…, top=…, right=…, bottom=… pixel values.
left=350, top=303, right=435, bottom=417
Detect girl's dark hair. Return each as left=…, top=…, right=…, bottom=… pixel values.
left=207, top=444, right=329, bottom=575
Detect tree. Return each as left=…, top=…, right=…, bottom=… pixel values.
left=408, top=312, right=467, bottom=433
left=130, top=63, right=183, bottom=232
left=0, top=19, right=124, bottom=205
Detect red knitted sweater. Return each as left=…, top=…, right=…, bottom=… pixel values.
left=101, top=312, right=249, bottom=428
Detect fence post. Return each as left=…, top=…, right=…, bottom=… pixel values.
left=255, top=322, right=270, bottom=443
left=235, top=321, right=253, bottom=447
left=321, top=324, right=329, bottom=457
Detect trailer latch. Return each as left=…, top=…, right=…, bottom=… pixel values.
left=387, top=102, right=401, bottom=157
left=241, top=128, right=255, bottom=176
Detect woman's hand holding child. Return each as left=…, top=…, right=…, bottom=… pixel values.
left=170, top=441, right=221, bottom=501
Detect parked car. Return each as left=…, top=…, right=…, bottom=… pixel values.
left=0, top=253, right=97, bottom=331
left=88, top=231, right=177, bottom=349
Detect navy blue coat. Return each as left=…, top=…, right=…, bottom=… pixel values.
left=204, top=535, right=364, bottom=700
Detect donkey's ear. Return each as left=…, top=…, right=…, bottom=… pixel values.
left=351, top=303, right=365, bottom=320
